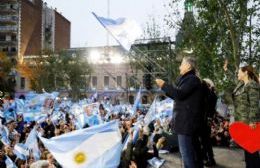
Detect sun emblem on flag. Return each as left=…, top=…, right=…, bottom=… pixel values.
left=74, top=152, right=87, bottom=164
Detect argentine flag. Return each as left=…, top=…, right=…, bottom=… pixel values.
left=144, top=98, right=158, bottom=125
left=38, top=120, right=122, bottom=168
left=132, top=87, right=142, bottom=115
left=5, top=155, right=17, bottom=168
left=92, top=12, right=142, bottom=51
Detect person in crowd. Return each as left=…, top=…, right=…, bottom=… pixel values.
left=42, top=118, right=55, bottom=138
left=119, top=125, right=162, bottom=168
left=0, top=141, right=7, bottom=168
left=47, top=153, right=57, bottom=168
left=84, top=105, right=100, bottom=126
left=156, top=56, right=204, bottom=168
left=30, top=160, right=49, bottom=168
left=16, top=158, right=27, bottom=168
left=200, top=78, right=217, bottom=167
left=232, top=63, right=260, bottom=168
left=4, top=144, right=16, bottom=162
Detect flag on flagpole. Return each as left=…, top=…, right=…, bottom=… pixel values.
left=38, top=121, right=122, bottom=168
left=92, top=12, right=142, bottom=51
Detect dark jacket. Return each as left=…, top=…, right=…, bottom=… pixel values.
left=0, top=155, right=6, bottom=168
left=232, top=80, right=260, bottom=124
left=119, top=141, right=133, bottom=168
left=162, top=70, right=204, bottom=135
left=201, top=81, right=217, bottom=120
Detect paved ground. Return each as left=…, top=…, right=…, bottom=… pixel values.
left=156, top=147, right=245, bottom=168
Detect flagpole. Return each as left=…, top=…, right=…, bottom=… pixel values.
left=107, top=0, right=110, bottom=46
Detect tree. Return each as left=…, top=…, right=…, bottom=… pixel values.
left=59, top=51, right=92, bottom=100
left=17, top=50, right=92, bottom=100
left=0, top=52, right=16, bottom=95
left=164, top=0, right=260, bottom=93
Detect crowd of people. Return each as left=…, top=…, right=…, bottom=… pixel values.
left=0, top=93, right=231, bottom=168
left=0, top=57, right=259, bottom=168
left=155, top=57, right=259, bottom=168
left=210, top=113, right=230, bottom=147
left=0, top=96, right=171, bottom=168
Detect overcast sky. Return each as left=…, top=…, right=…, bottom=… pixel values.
left=43, top=0, right=185, bottom=48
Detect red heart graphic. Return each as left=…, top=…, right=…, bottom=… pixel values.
left=229, top=122, right=260, bottom=153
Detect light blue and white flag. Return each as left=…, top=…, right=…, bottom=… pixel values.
left=70, top=104, right=87, bottom=129
left=144, top=98, right=158, bottom=125
left=91, top=92, right=98, bottom=103
left=5, top=155, right=17, bottom=168
left=15, top=98, right=25, bottom=115
left=0, top=125, right=10, bottom=145
left=156, top=98, right=174, bottom=119
left=122, top=121, right=141, bottom=151
left=38, top=120, right=122, bottom=168
left=23, top=108, right=47, bottom=123
left=144, top=97, right=174, bottom=125
left=132, top=87, right=142, bottom=115
left=13, top=143, right=29, bottom=160
left=25, top=128, right=41, bottom=160
left=92, top=12, right=142, bottom=51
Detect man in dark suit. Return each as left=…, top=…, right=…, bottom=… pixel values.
left=156, top=56, right=204, bottom=168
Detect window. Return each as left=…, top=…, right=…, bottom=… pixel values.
left=11, top=35, right=16, bottom=41
left=2, top=47, right=8, bottom=52
left=104, top=76, right=109, bottom=88
left=0, top=35, right=5, bottom=41
left=20, top=77, right=25, bottom=89
left=6, top=35, right=11, bottom=41
left=116, top=76, right=122, bottom=88
left=129, top=95, right=134, bottom=104
left=92, top=76, right=97, bottom=88
left=11, top=47, right=16, bottom=52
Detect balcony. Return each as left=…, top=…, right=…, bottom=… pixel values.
left=0, top=40, right=17, bottom=45
left=6, top=51, right=17, bottom=57
left=0, top=15, right=18, bottom=24
left=0, top=25, right=18, bottom=32
left=1, top=0, right=18, bottom=4
left=0, top=4, right=18, bottom=14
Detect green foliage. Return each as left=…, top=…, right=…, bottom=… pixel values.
left=164, top=0, right=260, bottom=94
left=22, top=50, right=92, bottom=100
left=0, top=52, right=15, bottom=94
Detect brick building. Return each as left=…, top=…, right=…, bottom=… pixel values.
left=0, top=0, right=70, bottom=93
left=0, top=0, right=70, bottom=61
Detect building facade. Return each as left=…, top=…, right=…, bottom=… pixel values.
left=0, top=0, right=71, bottom=94
left=68, top=46, right=150, bottom=104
